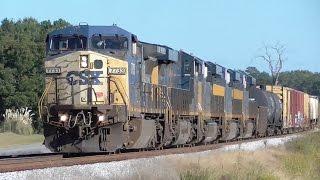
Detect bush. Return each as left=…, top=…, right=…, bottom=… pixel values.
left=1, top=107, right=34, bottom=135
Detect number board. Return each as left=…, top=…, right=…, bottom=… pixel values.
left=107, top=67, right=126, bottom=75
left=46, top=67, right=61, bottom=74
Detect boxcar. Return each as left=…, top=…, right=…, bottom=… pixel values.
left=290, top=89, right=305, bottom=128
left=309, top=96, right=319, bottom=125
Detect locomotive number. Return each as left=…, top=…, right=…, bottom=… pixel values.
left=46, top=67, right=61, bottom=74
left=66, top=71, right=103, bottom=85
left=107, top=67, right=126, bottom=75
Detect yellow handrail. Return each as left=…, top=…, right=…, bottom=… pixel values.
left=38, top=78, right=54, bottom=120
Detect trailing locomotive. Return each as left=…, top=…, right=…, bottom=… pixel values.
left=40, top=25, right=319, bottom=153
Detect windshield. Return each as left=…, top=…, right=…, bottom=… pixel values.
left=91, top=35, right=128, bottom=50
left=49, top=36, right=87, bottom=51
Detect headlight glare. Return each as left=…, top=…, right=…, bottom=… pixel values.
left=60, top=114, right=68, bottom=122
left=98, top=114, right=105, bottom=122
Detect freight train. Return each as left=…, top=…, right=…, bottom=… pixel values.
left=40, top=25, right=319, bottom=153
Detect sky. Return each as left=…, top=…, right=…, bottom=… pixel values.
left=1, top=0, right=320, bottom=72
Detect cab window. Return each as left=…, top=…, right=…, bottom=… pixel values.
left=50, top=36, right=87, bottom=51
left=91, top=35, right=128, bottom=50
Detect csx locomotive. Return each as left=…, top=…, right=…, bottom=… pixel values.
left=40, top=25, right=319, bottom=153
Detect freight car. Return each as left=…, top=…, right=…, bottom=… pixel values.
left=309, top=96, right=319, bottom=126
left=39, top=25, right=318, bottom=153
left=266, top=86, right=318, bottom=132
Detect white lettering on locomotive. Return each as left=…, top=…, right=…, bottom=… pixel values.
left=107, top=67, right=126, bottom=75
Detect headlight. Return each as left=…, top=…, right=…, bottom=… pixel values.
left=60, top=114, right=68, bottom=122
left=98, top=114, right=105, bottom=122
left=80, top=55, right=88, bottom=68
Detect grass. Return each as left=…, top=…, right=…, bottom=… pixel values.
left=179, top=131, right=320, bottom=180
left=280, top=131, right=320, bottom=179
left=181, top=166, right=213, bottom=180
left=0, top=132, right=44, bottom=148
left=180, top=161, right=277, bottom=180
left=1, top=107, right=35, bottom=135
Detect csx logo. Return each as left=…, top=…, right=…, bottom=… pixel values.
left=66, top=71, right=103, bottom=85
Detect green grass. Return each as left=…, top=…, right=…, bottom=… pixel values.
left=181, top=167, right=213, bottom=180
left=180, top=161, right=277, bottom=180
left=0, top=132, right=44, bottom=148
left=280, top=131, right=320, bottom=179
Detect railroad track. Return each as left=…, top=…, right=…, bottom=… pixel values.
left=0, top=130, right=312, bottom=173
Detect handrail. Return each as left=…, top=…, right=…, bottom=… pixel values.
left=53, top=76, right=108, bottom=104
left=109, top=77, right=129, bottom=100
left=109, top=78, right=128, bottom=107
left=40, top=75, right=129, bottom=119
left=38, top=78, right=54, bottom=120
left=109, top=78, right=129, bottom=120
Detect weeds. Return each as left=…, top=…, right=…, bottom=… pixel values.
left=281, top=131, right=320, bottom=179
left=180, top=164, right=216, bottom=180
left=180, top=161, right=277, bottom=180
left=1, top=107, right=34, bottom=135
left=180, top=132, right=320, bottom=180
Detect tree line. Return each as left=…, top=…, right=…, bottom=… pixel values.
left=245, top=66, right=320, bottom=96
left=0, top=18, right=319, bottom=133
left=0, top=18, right=69, bottom=132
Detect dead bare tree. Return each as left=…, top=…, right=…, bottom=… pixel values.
left=256, top=43, right=286, bottom=85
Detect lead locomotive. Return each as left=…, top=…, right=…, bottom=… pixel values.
left=40, top=25, right=318, bottom=153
